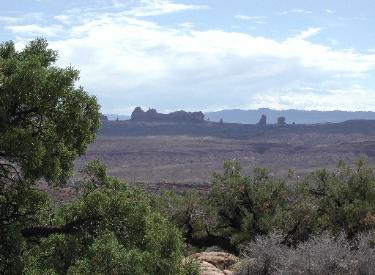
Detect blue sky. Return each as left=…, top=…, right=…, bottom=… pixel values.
left=1, top=0, right=375, bottom=114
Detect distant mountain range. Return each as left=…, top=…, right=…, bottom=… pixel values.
left=204, top=108, right=375, bottom=124
left=105, top=108, right=375, bottom=124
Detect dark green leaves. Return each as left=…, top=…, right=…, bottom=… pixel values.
left=0, top=38, right=100, bottom=185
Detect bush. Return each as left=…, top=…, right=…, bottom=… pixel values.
left=156, top=159, right=375, bottom=253
left=235, top=231, right=375, bottom=275
left=301, top=158, right=375, bottom=238
left=20, top=162, right=196, bottom=275
left=208, top=161, right=291, bottom=247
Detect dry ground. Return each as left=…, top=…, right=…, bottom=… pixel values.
left=74, top=132, right=375, bottom=191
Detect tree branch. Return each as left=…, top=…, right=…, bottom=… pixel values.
left=0, top=162, right=22, bottom=182
left=21, top=215, right=102, bottom=238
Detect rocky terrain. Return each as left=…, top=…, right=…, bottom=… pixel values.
left=185, top=252, right=239, bottom=275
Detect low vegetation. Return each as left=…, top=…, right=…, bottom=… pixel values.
left=156, top=158, right=375, bottom=248
left=235, top=231, right=375, bottom=274
left=2, top=39, right=375, bottom=274
left=154, top=159, right=375, bottom=274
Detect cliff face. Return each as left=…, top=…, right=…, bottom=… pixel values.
left=130, top=107, right=205, bottom=123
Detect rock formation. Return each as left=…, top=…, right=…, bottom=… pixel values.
left=130, top=107, right=205, bottom=123
left=257, top=114, right=267, bottom=125
left=185, top=252, right=239, bottom=275
left=277, top=116, right=286, bottom=125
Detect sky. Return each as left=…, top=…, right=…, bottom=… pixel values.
left=1, top=0, right=375, bottom=114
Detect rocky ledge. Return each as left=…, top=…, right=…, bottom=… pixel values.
left=185, top=252, right=240, bottom=275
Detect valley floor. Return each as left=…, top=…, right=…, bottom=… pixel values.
left=75, top=132, right=375, bottom=191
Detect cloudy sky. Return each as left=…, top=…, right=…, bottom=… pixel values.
left=1, top=0, right=375, bottom=114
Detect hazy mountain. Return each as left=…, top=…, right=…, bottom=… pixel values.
left=204, top=108, right=375, bottom=124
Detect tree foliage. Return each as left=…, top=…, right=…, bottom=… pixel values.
left=0, top=38, right=101, bottom=274
left=0, top=38, right=100, bottom=184
left=157, top=158, right=375, bottom=253
left=22, top=163, right=189, bottom=275
left=0, top=39, right=195, bottom=275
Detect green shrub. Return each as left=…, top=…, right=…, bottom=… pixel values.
left=22, top=162, right=191, bottom=275
left=157, top=158, right=375, bottom=253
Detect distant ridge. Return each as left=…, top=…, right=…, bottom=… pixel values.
left=104, top=108, right=375, bottom=124
left=205, top=108, right=375, bottom=124
left=130, top=107, right=205, bottom=123
left=99, top=119, right=375, bottom=138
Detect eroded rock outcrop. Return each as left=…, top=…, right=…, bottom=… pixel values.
left=186, top=252, right=239, bottom=275
left=277, top=116, right=286, bottom=125
left=257, top=114, right=267, bottom=125
left=130, top=107, right=205, bottom=123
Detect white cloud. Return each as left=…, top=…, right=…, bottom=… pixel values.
left=24, top=12, right=45, bottom=21
left=179, top=22, right=194, bottom=28
left=294, top=27, right=322, bottom=40
left=54, top=14, right=73, bottom=24
left=280, top=9, right=312, bottom=15
left=123, top=0, right=208, bottom=17
left=5, top=24, right=64, bottom=37
left=7, top=2, right=375, bottom=113
left=253, top=87, right=375, bottom=111
left=325, top=9, right=333, bottom=13
left=235, top=14, right=265, bottom=20
left=0, top=16, right=20, bottom=23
